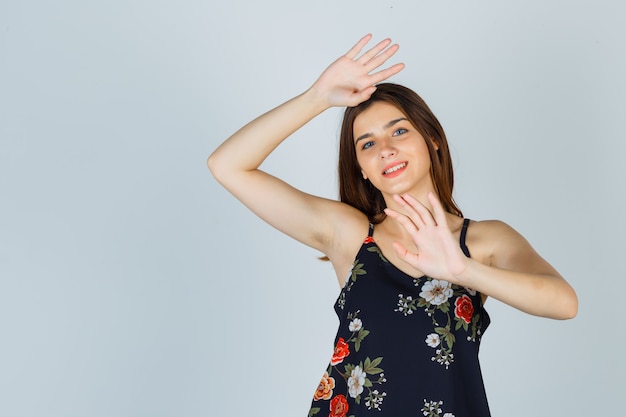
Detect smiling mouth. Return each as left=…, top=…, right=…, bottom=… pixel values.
left=383, top=162, right=407, bottom=175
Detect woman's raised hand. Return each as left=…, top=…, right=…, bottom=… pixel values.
left=384, top=193, right=470, bottom=285
left=309, top=34, right=405, bottom=108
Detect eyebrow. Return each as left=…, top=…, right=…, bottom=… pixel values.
left=355, top=117, right=409, bottom=144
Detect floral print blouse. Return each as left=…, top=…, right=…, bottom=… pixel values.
left=308, top=220, right=491, bottom=417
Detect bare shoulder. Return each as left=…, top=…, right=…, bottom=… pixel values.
left=466, top=219, right=558, bottom=275
left=467, top=219, right=524, bottom=243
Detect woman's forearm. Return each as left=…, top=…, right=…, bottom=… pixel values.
left=463, top=259, right=578, bottom=320
left=207, top=88, right=328, bottom=181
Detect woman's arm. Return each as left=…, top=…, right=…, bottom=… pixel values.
left=208, top=35, right=404, bottom=254
left=464, top=219, right=578, bottom=319
left=384, top=193, right=578, bottom=320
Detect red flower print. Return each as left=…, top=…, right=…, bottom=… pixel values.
left=454, top=295, right=474, bottom=324
left=363, top=236, right=375, bottom=244
left=329, top=394, right=349, bottom=417
left=331, top=338, right=350, bottom=365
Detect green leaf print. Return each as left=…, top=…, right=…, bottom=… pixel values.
left=367, top=245, right=388, bottom=262
left=363, top=356, right=383, bottom=373
left=351, top=261, right=366, bottom=281
left=439, top=302, right=450, bottom=314
left=455, top=316, right=469, bottom=332
left=308, top=407, right=320, bottom=417
left=469, top=312, right=481, bottom=341
left=344, top=363, right=355, bottom=375
left=354, top=329, right=369, bottom=352
left=435, top=326, right=456, bottom=349
left=445, top=332, right=456, bottom=349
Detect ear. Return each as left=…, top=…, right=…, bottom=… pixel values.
left=430, top=137, right=440, bottom=151
left=361, top=169, right=368, bottom=180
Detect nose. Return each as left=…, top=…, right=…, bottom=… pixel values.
left=379, top=138, right=396, bottom=159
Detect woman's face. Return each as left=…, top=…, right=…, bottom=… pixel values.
left=352, top=101, right=435, bottom=198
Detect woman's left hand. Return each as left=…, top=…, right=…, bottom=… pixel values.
left=384, top=192, right=469, bottom=284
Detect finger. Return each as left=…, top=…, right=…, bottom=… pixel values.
left=428, top=192, right=449, bottom=227
left=364, top=42, right=399, bottom=69
left=345, top=34, right=373, bottom=59
left=392, top=241, right=420, bottom=268
left=392, top=194, right=431, bottom=229
left=384, top=207, right=420, bottom=237
left=368, top=63, right=405, bottom=85
left=391, top=194, right=426, bottom=229
left=401, top=193, right=437, bottom=227
left=357, top=38, right=392, bottom=64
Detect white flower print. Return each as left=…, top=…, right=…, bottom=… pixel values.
left=347, top=365, right=366, bottom=398
left=421, top=399, right=443, bottom=416
left=349, top=318, right=363, bottom=332
left=419, top=279, right=453, bottom=306
left=422, top=399, right=455, bottom=417
left=431, top=349, right=454, bottom=369
left=337, top=292, right=346, bottom=310
left=425, top=333, right=441, bottom=348
left=365, top=389, right=386, bottom=410
left=394, top=294, right=417, bottom=316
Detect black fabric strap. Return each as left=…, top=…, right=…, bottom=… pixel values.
left=460, top=218, right=471, bottom=258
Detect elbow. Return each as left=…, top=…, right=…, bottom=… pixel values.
left=207, top=146, right=244, bottom=185
left=206, top=151, right=224, bottom=182
left=563, top=292, right=579, bottom=320
left=555, top=286, right=579, bottom=320
left=206, top=151, right=218, bottom=174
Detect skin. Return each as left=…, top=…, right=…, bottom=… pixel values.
left=208, top=34, right=578, bottom=320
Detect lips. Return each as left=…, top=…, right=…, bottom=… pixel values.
left=382, top=161, right=408, bottom=177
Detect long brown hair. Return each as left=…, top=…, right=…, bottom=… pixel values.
left=338, top=83, right=462, bottom=223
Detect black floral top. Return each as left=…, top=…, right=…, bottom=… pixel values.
left=308, top=220, right=491, bottom=417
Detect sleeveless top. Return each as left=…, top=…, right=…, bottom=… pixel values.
left=308, top=219, right=491, bottom=417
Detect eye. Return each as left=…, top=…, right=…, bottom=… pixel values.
left=393, top=128, right=407, bottom=136
left=361, top=140, right=374, bottom=150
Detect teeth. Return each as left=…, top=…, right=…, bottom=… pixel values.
left=384, top=163, right=407, bottom=174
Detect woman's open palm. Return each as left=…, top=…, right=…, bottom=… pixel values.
left=384, top=193, right=470, bottom=284
left=311, top=34, right=405, bottom=108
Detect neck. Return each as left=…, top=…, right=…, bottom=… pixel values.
left=381, top=187, right=436, bottom=215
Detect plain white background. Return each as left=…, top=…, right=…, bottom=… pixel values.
left=1, top=1, right=624, bottom=416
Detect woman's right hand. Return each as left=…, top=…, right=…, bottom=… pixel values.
left=309, top=34, right=405, bottom=108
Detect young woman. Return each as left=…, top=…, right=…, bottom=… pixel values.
left=208, top=35, right=577, bottom=417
